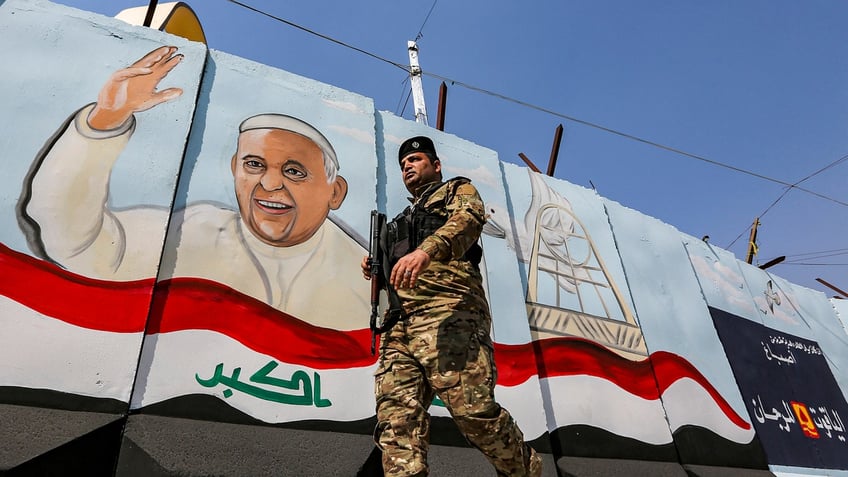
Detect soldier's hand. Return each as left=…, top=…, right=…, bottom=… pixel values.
left=88, top=46, right=184, bottom=131
left=390, top=249, right=430, bottom=289
left=361, top=256, right=372, bottom=280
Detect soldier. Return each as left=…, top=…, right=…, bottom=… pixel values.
left=361, top=136, right=542, bottom=476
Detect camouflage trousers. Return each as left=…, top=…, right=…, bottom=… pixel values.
left=374, top=308, right=541, bottom=476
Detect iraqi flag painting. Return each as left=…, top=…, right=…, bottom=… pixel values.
left=132, top=277, right=379, bottom=426
left=0, top=243, right=548, bottom=438
left=0, top=240, right=767, bottom=464
left=0, top=241, right=380, bottom=426
left=0, top=242, right=149, bottom=411
left=530, top=336, right=767, bottom=467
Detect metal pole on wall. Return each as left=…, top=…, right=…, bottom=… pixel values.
left=816, top=278, right=848, bottom=299
left=745, top=218, right=760, bottom=264
left=436, top=82, right=447, bottom=131
left=143, top=0, right=159, bottom=27
left=546, top=124, right=564, bottom=176
left=518, top=153, right=542, bottom=173
left=407, top=41, right=428, bottom=125
left=759, top=256, right=785, bottom=270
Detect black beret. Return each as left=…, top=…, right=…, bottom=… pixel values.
left=398, top=135, right=437, bottom=163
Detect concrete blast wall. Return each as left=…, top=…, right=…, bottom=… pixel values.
left=1, top=1, right=846, bottom=476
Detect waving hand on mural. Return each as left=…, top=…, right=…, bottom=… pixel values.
left=88, top=45, right=183, bottom=130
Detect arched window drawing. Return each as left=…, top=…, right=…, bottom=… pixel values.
left=526, top=203, right=647, bottom=359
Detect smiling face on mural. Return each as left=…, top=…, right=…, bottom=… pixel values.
left=232, top=129, right=347, bottom=247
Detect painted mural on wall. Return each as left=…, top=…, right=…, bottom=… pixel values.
left=22, top=45, right=366, bottom=328
left=489, top=165, right=762, bottom=466
left=685, top=237, right=848, bottom=470
left=1, top=0, right=379, bottom=429
left=2, top=1, right=847, bottom=475
left=493, top=167, right=644, bottom=358
left=129, top=48, right=379, bottom=426
left=604, top=205, right=766, bottom=467
left=0, top=0, right=205, bottom=411
left=836, top=300, right=848, bottom=334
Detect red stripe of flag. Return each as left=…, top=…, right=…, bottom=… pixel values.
left=0, top=243, right=152, bottom=333
left=148, top=277, right=376, bottom=369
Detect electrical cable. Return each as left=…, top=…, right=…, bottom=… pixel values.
left=783, top=250, right=848, bottom=265
left=726, top=152, right=848, bottom=248
left=414, top=0, right=439, bottom=42
left=399, top=88, right=413, bottom=118
left=782, top=262, right=848, bottom=267
left=394, top=76, right=410, bottom=116
left=786, top=248, right=848, bottom=259
left=226, top=0, right=409, bottom=73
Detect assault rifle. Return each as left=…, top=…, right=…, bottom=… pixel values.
left=368, top=210, right=407, bottom=354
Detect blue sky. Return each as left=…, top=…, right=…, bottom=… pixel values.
left=53, top=0, right=848, bottom=296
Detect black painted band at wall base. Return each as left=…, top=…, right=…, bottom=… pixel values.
left=555, top=457, right=779, bottom=477
left=116, top=414, right=558, bottom=477
left=0, top=403, right=125, bottom=476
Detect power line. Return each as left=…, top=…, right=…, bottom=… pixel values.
left=414, top=0, right=439, bottom=42
left=225, top=0, right=408, bottom=73
left=772, top=248, right=848, bottom=267
left=793, top=152, right=848, bottom=184
left=394, top=76, right=411, bottom=116
left=399, top=88, right=413, bottom=118
left=784, top=252, right=848, bottom=263
left=786, top=248, right=848, bottom=259
left=226, top=0, right=848, bottom=210
left=726, top=190, right=791, bottom=249
left=726, top=152, right=848, bottom=249
left=782, top=262, right=848, bottom=266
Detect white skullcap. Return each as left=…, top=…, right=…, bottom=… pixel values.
left=239, top=113, right=339, bottom=170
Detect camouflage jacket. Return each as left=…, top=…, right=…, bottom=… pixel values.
left=395, top=177, right=490, bottom=317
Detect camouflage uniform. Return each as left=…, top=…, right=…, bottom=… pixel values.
left=374, top=178, right=541, bottom=476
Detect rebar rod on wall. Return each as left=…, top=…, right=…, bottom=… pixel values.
left=436, top=82, right=447, bottom=131
left=143, top=0, right=158, bottom=27
left=518, top=153, right=541, bottom=173
left=546, top=124, right=563, bottom=176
